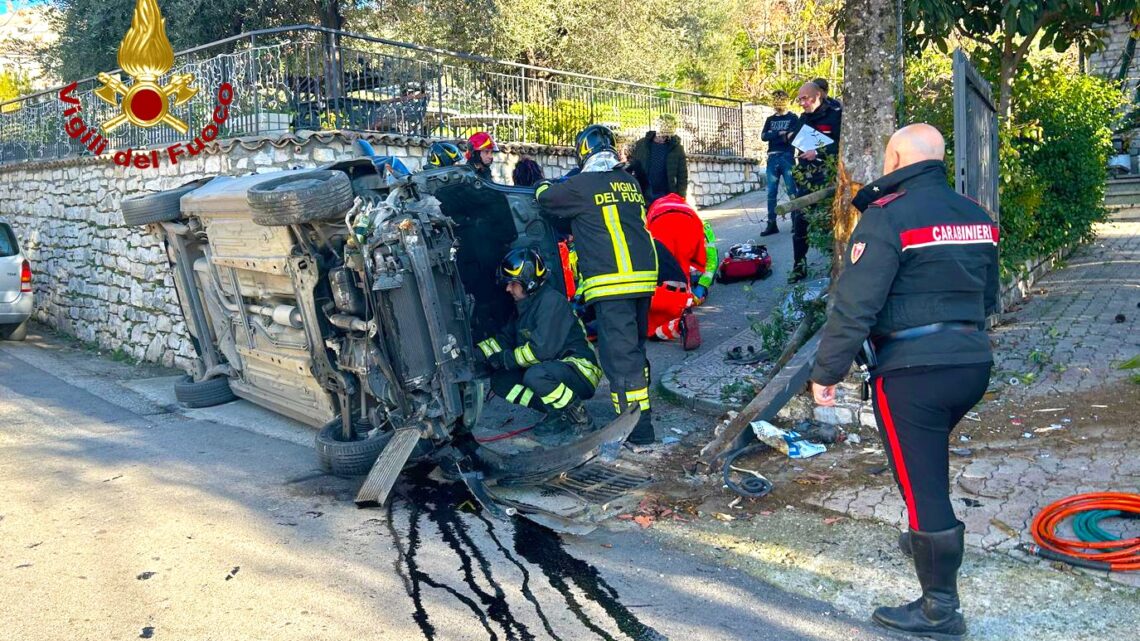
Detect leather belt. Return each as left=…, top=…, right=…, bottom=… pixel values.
left=875, top=322, right=979, bottom=344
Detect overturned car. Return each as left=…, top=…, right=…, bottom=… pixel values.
left=121, top=146, right=648, bottom=530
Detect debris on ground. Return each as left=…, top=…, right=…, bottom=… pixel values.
left=751, top=420, right=827, bottom=459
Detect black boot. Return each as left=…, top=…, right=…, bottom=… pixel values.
left=899, top=530, right=913, bottom=558
left=627, top=408, right=655, bottom=445
left=872, top=523, right=967, bottom=641
left=534, top=401, right=591, bottom=444
left=760, top=221, right=779, bottom=236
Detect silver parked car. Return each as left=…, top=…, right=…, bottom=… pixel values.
left=0, top=219, right=33, bottom=341
left=119, top=147, right=646, bottom=531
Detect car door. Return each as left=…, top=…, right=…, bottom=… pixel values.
left=0, top=222, right=24, bottom=304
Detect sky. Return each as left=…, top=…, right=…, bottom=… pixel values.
left=1, top=1, right=49, bottom=16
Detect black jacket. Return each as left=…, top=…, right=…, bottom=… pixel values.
left=482, top=284, right=599, bottom=373
left=811, top=160, right=1000, bottom=385
left=791, top=104, right=841, bottom=185
left=629, top=132, right=688, bottom=198
left=537, top=169, right=658, bottom=302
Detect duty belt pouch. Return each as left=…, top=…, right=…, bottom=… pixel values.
left=854, top=339, right=878, bottom=402
left=680, top=308, right=702, bottom=351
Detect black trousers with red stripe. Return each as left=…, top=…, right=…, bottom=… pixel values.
left=871, top=364, right=991, bottom=532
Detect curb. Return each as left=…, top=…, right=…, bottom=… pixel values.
left=659, top=365, right=739, bottom=416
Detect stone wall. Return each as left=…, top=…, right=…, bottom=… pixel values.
left=742, top=103, right=777, bottom=161
left=1089, top=18, right=1140, bottom=159
left=0, top=131, right=760, bottom=370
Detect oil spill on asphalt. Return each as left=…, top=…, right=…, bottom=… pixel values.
left=386, top=470, right=665, bottom=641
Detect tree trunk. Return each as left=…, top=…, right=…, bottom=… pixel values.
left=832, top=0, right=899, bottom=280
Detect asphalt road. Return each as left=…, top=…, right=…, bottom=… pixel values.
left=0, top=321, right=890, bottom=641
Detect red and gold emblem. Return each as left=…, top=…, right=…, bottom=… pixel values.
left=850, top=242, right=866, bottom=264
left=94, top=0, right=197, bottom=134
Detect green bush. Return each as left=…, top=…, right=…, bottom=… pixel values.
left=903, top=53, right=1124, bottom=277
left=1011, top=63, right=1122, bottom=267
left=509, top=100, right=592, bottom=146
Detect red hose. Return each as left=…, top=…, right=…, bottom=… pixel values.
left=1029, top=492, right=1140, bottom=572
left=474, top=423, right=535, bottom=443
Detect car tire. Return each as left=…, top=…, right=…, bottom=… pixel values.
left=0, top=320, right=28, bottom=341
left=174, top=374, right=236, bottom=408
left=247, top=170, right=354, bottom=226
left=315, top=419, right=393, bottom=477
left=120, top=178, right=214, bottom=226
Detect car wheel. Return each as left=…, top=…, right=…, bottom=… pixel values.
left=174, top=374, right=236, bottom=408
left=0, top=320, right=28, bottom=341
left=315, top=419, right=394, bottom=477
left=247, top=170, right=354, bottom=226
left=120, top=178, right=214, bottom=226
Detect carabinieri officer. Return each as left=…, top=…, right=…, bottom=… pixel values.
left=811, top=124, right=1000, bottom=641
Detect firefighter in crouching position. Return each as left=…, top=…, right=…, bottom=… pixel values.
left=536, top=125, right=659, bottom=444
left=476, top=248, right=602, bottom=438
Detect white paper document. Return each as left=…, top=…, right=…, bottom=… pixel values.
left=791, top=125, right=834, bottom=152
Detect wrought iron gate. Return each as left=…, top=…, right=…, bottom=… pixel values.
left=952, top=49, right=1000, bottom=221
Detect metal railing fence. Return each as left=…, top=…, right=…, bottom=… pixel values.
left=0, top=26, right=746, bottom=165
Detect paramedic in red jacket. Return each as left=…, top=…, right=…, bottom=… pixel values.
left=646, top=194, right=714, bottom=304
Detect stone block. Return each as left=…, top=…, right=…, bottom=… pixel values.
left=814, top=405, right=855, bottom=425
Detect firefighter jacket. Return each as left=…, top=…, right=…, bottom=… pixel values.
left=475, top=284, right=601, bottom=385
left=811, top=160, right=1000, bottom=386
left=537, top=168, right=658, bottom=303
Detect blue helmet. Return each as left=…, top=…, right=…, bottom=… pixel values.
left=574, top=124, right=616, bottom=167
left=427, top=141, right=463, bottom=168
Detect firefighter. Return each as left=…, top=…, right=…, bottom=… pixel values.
left=536, top=125, right=659, bottom=444
left=811, top=124, right=999, bottom=641
left=466, top=131, right=498, bottom=181
left=476, top=248, right=602, bottom=439
left=427, top=141, right=463, bottom=168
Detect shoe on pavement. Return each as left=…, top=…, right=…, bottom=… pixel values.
left=760, top=223, right=779, bottom=237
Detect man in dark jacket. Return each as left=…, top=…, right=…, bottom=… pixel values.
left=760, top=90, right=799, bottom=236
left=478, top=248, right=602, bottom=439
left=630, top=114, right=688, bottom=205
left=537, top=125, right=659, bottom=444
left=812, top=77, right=843, bottom=113
left=811, top=124, right=998, bottom=641
left=788, top=81, right=842, bottom=281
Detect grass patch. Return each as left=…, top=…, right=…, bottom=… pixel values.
left=1117, top=354, right=1140, bottom=370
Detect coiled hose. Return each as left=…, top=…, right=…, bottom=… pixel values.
left=722, top=443, right=774, bottom=498
left=1021, top=492, right=1140, bottom=572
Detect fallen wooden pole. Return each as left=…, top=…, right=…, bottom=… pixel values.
left=775, top=186, right=836, bottom=216
left=699, top=330, right=821, bottom=467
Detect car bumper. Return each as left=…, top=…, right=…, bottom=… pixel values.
left=0, top=294, right=33, bottom=324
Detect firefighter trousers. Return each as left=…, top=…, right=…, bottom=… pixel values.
left=490, top=361, right=596, bottom=411
left=593, top=297, right=651, bottom=413
left=871, top=364, right=991, bottom=532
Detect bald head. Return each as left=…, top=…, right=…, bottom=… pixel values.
left=884, top=124, right=945, bottom=174
left=796, top=82, right=823, bottom=113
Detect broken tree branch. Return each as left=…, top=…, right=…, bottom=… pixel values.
left=775, top=186, right=836, bottom=216
left=699, top=325, right=822, bottom=468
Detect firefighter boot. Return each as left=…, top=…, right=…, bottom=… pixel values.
left=627, top=408, right=655, bottom=445
left=872, top=523, right=967, bottom=641
left=760, top=221, right=779, bottom=236
left=534, top=401, right=591, bottom=443
left=899, top=530, right=913, bottom=558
